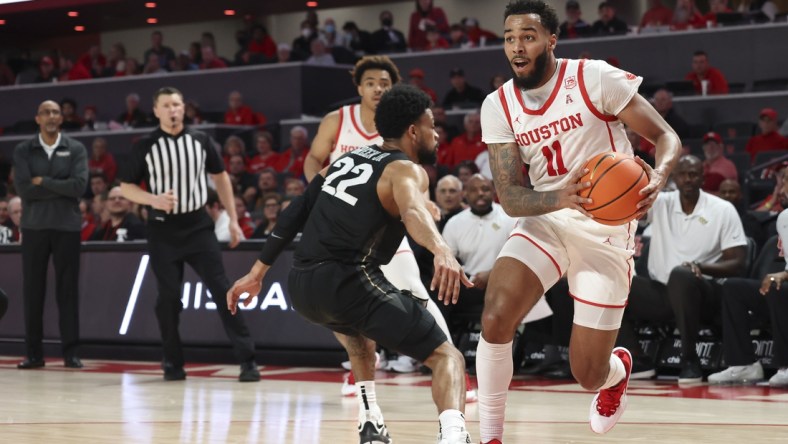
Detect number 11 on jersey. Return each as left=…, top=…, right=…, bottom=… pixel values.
left=541, top=140, right=568, bottom=176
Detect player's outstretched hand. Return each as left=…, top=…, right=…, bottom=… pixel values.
left=561, top=167, right=592, bottom=217
left=634, top=157, right=666, bottom=219
left=431, top=249, right=473, bottom=305
left=227, top=261, right=269, bottom=315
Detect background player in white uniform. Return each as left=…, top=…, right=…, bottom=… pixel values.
left=305, top=56, right=476, bottom=401
left=475, top=2, right=681, bottom=442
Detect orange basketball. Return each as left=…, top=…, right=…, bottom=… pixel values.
left=577, top=151, right=648, bottom=226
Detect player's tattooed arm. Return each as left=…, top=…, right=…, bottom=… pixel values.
left=488, top=142, right=592, bottom=217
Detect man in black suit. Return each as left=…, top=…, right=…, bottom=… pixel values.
left=370, top=10, right=407, bottom=53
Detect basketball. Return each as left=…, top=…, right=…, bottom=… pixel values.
left=577, top=152, right=649, bottom=226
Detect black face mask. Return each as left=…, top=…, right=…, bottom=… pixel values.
left=382, top=18, right=393, bottom=27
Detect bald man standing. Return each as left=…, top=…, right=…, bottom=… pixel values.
left=13, top=100, right=88, bottom=369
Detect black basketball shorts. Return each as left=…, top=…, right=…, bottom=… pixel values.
left=288, top=261, right=447, bottom=362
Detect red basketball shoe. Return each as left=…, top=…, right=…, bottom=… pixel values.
left=589, top=347, right=632, bottom=434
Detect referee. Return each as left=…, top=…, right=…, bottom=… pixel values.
left=120, top=87, right=259, bottom=382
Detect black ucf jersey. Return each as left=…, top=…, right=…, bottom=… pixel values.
left=295, top=145, right=410, bottom=267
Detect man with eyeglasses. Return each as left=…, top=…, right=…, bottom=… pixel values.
left=89, top=186, right=145, bottom=242
left=12, top=100, right=88, bottom=369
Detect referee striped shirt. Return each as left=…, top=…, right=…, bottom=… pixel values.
left=121, top=128, right=224, bottom=215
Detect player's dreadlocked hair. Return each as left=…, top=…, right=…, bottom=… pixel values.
left=504, top=0, right=559, bottom=35
left=351, top=55, right=401, bottom=86
left=374, top=84, right=431, bottom=140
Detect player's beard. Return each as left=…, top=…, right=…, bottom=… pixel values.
left=417, top=142, right=438, bottom=165
left=511, top=45, right=549, bottom=90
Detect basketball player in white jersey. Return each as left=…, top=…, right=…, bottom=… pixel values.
left=475, top=2, right=681, bottom=442
left=305, top=56, right=478, bottom=402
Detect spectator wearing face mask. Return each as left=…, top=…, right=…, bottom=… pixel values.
left=292, top=20, right=318, bottom=60
left=371, top=10, right=407, bottom=53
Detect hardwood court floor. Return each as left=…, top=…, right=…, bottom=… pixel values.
left=1, top=356, right=786, bottom=443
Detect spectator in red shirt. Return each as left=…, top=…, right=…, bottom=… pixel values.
left=88, top=137, right=117, bottom=184
left=199, top=45, right=228, bottom=70
left=79, top=198, right=96, bottom=242
left=224, top=91, right=266, bottom=126
left=435, top=123, right=453, bottom=169
left=408, top=0, right=450, bottom=51
left=464, top=17, right=497, bottom=46
left=701, top=132, right=738, bottom=191
left=440, top=111, right=486, bottom=169
left=640, top=0, right=674, bottom=28
left=247, top=25, right=277, bottom=60
left=408, top=68, right=438, bottom=104
left=704, top=0, right=734, bottom=26
left=685, top=50, right=729, bottom=95
left=276, top=125, right=310, bottom=179
left=77, top=45, right=107, bottom=78
left=234, top=195, right=256, bottom=239
left=747, top=108, right=788, bottom=162
left=247, top=130, right=281, bottom=174
left=424, top=26, right=450, bottom=51
left=58, top=55, right=92, bottom=82
left=672, top=0, right=706, bottom=30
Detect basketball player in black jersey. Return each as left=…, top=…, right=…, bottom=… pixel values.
left=228, top=85, right=474, bottom=444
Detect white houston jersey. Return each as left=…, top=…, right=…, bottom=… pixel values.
left=481, top=58, right=642, bottom=192
left=330, top=104, right=383, bottom=164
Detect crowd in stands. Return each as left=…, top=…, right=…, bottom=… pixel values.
left=0, top=0, right=783, bottom=89
left=1, top=0, right=788, bottom=386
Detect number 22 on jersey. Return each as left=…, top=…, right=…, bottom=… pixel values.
left=322, top=157, right=373, bottom=205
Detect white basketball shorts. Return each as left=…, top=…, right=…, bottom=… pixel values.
left=498, top=209, right=636, bottom=330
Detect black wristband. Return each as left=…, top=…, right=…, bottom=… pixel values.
left=257, top=174, right=325, bottom=265
left=258, top=234, right=288, bottom=265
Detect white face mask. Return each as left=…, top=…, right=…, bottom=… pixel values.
left=301, top=28, right=312, bottom=38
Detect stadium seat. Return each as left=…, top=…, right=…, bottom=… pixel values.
left=752, top=77, right=788, bottom=92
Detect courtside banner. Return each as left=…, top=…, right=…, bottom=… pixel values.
left=0, top=241, right=338, bottom=349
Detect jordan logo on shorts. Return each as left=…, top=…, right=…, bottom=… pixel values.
left=603, top=236, right=613, bottom=245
